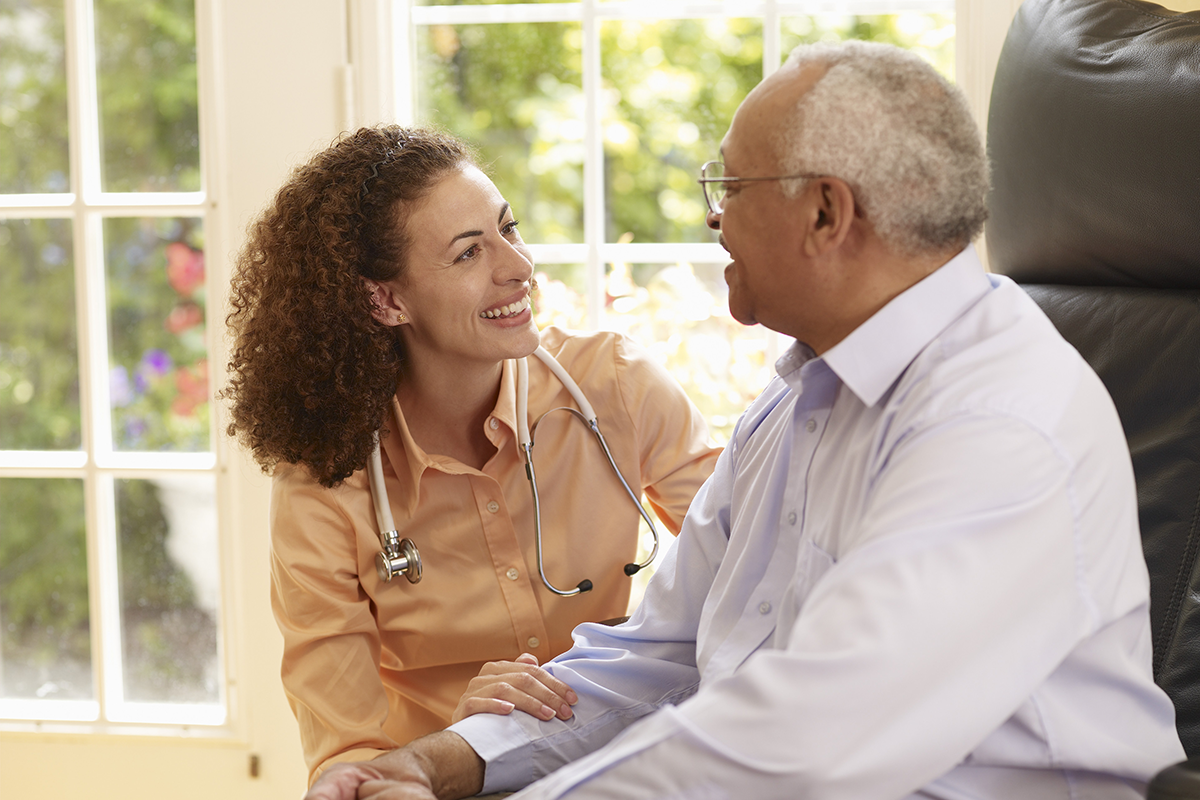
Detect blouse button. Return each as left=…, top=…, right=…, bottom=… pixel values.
left=506, top=567, right=519, bottom=581
left=489, top=417, right=499, bottom=430
left=527, top=637, right=540, bottom=649
left=759, top=601, right=772, bottom=615
left=487, top=500, right=500, bottom=513
left=806, top=418, right=817, bottom=433
left=787, top=511, right=797, bottom=525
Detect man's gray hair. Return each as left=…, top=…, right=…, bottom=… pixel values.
left=775, top=41, right=989, bottom=256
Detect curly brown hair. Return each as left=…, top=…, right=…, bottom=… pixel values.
left=222, top=125, right=475, bottom=487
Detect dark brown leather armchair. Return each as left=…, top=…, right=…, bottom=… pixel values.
left=985, top=0, right=1200, bottom=795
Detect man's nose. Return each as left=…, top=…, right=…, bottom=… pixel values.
left=706, top=209, right=721, bottom=230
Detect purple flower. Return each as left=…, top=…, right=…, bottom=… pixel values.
left=139, top=349, right=173, bottom=377
left=110, top=366, right=134, bottom=407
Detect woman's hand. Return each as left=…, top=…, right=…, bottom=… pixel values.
left=452, top=652, right=578, bottom=724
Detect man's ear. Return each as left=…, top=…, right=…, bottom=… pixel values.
left=804, top=178, right=857, bottom=257
left=364, top=278, right=409, bottom=327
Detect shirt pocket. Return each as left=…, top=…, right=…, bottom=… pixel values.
left=774, top=538, right=837, bottom=642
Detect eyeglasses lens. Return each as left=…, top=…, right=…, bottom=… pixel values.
left=703, top=161, right=726, bottom=214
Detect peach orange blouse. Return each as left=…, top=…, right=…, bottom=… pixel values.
left=269, top=327, right=719, bottom=783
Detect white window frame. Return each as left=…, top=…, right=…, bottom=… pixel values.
left=0, top=0, right=233, bottom=737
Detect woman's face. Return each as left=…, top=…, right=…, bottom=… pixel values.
left=388, top=164, right=539, bottom=369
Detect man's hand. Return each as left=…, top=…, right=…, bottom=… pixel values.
left=452, top=652, right=577, bottom=724
left=303, top=733, right=485, bottom=800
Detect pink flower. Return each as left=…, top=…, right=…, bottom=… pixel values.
left=166, top=242, right=205, bottom=296
left=171, top=359, right=209, bottom=417
left=165, top=301, right=204, bottom=334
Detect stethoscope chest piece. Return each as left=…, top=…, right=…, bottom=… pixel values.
left=376, top=530, right=422, bottom=584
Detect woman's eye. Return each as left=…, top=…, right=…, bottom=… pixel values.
left=502, top=219, right=520, bottom=235
left=456, top=244, right=479, bottom=262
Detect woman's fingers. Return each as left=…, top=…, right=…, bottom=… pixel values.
left=451, top=657, right=579, bottom=724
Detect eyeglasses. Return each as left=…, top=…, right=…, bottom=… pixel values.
left=697, top=160, right=824, bottom=215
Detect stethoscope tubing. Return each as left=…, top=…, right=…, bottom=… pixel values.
left=371, top=346, right=661, bottom=595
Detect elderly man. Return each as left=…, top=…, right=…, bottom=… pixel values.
left=306, top=40, right=1185, bottom=800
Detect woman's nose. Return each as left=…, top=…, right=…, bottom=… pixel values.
left=500, top=240, right=534, bottom=282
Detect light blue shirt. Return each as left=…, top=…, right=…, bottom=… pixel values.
left=451, top=246, right=1185, bottom=799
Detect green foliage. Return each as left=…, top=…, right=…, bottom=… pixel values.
left=94, top=0, right=200, bottom=192
left=0, top=478, right=91, bottom=699
left=115, top=478, right=217, bottom=703
left=0, top=219, right=82, bottom=449
left=416, top=12, right=954, bottom=248
left=0, top=0, right=70, bottom=193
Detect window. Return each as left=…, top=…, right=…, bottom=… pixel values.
left=387, top=0, right=955, bottom=443
left=0, top=0, right=223, bottom=730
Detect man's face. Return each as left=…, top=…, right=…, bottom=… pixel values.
left=712, top=63, right=826, bottom=338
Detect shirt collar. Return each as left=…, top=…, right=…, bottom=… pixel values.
left=379, top=359, right=521, bottom=516
left=813, top=244, right=991, bottom=407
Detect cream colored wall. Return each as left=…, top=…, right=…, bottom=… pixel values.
left=0, top=1, right=346, bottom=797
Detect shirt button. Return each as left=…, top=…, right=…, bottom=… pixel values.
left=486, top=500, right=500, bottom=513
left=787, top=511, right=797, bottom=525
left=806, top=418, right=817, bottom=432
left=527, top=637, right=540, bottom=649
left=759, top=601, right=772, bottom=615
left=489, top=417, right=499, bottom=430
left=506, top=567, right=519, bottom=581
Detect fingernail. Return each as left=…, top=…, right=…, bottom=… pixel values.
left=540, top=705, right=555, bottom=720
left=558, top=704, right=573, bottom=720
left=500, top=701, right=515, bottom=713
left=566, top=690, right=578, bottom=705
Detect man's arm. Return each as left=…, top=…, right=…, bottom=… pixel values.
left=304, top=732, right=483, bottom=800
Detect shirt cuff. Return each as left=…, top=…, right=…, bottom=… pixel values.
left=449, top=713, right=536, bottom=795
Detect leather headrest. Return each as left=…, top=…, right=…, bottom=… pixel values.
left=986, top=0, right=1200, bottom=288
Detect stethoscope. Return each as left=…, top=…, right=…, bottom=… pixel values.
left=371, top=345, right=661, bottom=597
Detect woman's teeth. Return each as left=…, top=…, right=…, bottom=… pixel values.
left=481, top=296, right=530, bottom=319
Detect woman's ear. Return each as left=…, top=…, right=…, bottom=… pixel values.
left=364, top=279, right=409, bottom=327
left=804, top=178, right=857, bottom=257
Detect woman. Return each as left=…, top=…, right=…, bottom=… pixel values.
left=222, top=125, right=719, bottom=784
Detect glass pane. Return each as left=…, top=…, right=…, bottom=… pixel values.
left=602, top=18, right=763, bottom=245
left=0, top=0, right=69, bottom=194
left=115, top=476, right=220, bottom=704
left=781, top=13, right=955, bottom=80
left=0, top=218, right=81, bottom=450
left=94, top=0, right=200, bottom=192
left=417, top=22, right=584, bottom=244
left=104, top=217, right=209, bottom=453
left=602, top=261, right=773, bottom=444
left=0, top=478, right=92, bottom=701
left=532, top=264, right=587, bottom=331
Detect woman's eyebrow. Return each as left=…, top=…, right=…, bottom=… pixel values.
left=447, top=203, right=512, bottom=247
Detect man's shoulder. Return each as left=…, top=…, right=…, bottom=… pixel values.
left=895, top=278, right=1113, bottom=438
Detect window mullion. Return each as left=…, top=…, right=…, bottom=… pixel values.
left=394, top=0, right=416, bottom=123
left=582, top=0, right=604, bottom=330
left=763, top=0, right=781, bottom=78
